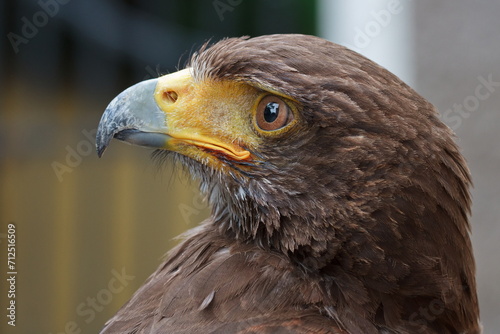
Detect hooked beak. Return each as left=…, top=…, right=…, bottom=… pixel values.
left=96, top=78, right=169, bottom=157
left=96, top=68, right=251, bottom=161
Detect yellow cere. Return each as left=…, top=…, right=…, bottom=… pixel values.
left=153, top=68, right=264, bottom=161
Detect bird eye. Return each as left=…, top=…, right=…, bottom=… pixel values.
left=255, top=96, right=293, bottom=131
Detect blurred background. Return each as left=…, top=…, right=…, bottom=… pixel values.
left=0, top=0, right=498, bottom=333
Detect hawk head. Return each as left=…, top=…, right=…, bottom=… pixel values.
left=96, top=34, right=480, bottom=333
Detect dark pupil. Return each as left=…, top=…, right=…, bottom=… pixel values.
left=264, top=102, right=279, bottom=123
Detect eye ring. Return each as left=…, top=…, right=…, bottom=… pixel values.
left=255, top=95, right=293, bottom=131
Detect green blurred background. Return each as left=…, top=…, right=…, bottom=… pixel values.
left=1, top=1, right=499, bottom=333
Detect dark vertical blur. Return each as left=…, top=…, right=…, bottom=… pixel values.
left=0, top=0, right=316, bottom=333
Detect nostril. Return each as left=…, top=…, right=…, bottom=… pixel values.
left=162, top=91, right=178, bottom=103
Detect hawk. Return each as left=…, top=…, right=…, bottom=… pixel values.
left=96, top=34, right=481, bottom=333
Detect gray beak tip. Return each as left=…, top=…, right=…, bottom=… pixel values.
left=95, top=117, right=114, bottom=158
left=95, top=78, right=163, bottom=157
left=96, top=144, right=107, bottom=158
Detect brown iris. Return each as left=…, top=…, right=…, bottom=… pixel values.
left=255, top=95, right=293, bottom=131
